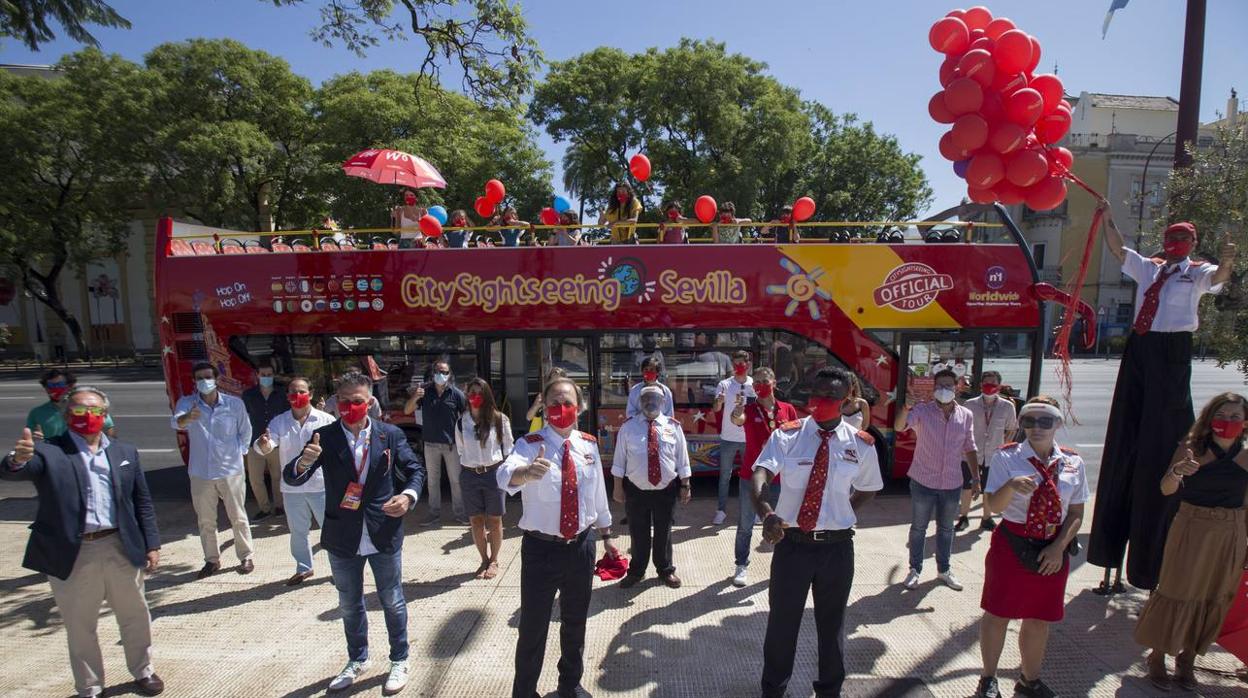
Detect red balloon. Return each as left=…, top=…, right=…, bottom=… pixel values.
left=939, top=131, right=972, bottom=161
left=1034, top=107, right=1072, bottom=144
left=629, top=153, right=651, bottom=182
left=968, top=28, right=987, bottom=43
left=929, top=17, right=970, bottom=55
left=793, top=196, right=816, bottom=222
left=419, top=214, right=443, bottom=238
left=966, top=152, right=1006, bottom=189
left=484, top=178, right=506, bottom=204
left=943, top=78, right=984, bottom=115
left=984, top=17, right=1016, bottom=41
left=980, top=93, right=1006, bottom=124
left=929, top=92, right=957, bottom=124
left=1026, top=176, right=1068, bottom=211
left=991, top=70, right=1027, bottom=97
left=1006, top=149, right=1050, bottom=188
left=1030, top=74, right=1064, bottom=114
left=1047, top=146, right=1074, bottom=174
left=995, top=181, right=1026, bottom=205
left=939, top=56, right=960, bottom=87
left=951, top=114, right=989, bottom=151
left=1026, top=36, right=1042, bottom=73
left=539, top=207, right=560, bottom=226
left=988, top=121, right=1028, bottom=155
left=1059, top=98, right=1073, bottom=112
left=946, top=8, right=967, bottom=19
left=694, top=195, right=717, bottom=224
left=962, top=6, right=993, bottom=31
left=969, top=37, right=995, bottom=52
left=474, top=195, right=495, bottom=219
left=993, top=30, right=1032, bottom=74
left=968, top=186, right=997, bottom=204
left=1004, top=88, right=1044, bottom=127
left=957, top=49, right=996, bottom=87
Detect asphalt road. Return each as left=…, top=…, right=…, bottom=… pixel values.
left=1, top=358, right=1243, bottom=497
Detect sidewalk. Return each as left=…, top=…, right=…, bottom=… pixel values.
left=0, top=487, right=1245, bottom=697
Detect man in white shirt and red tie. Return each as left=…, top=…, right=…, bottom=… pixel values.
left=498, top=376, right=620, bottom=698
left=612, top=385, right=692, bottom=589
left=1088, top=203, right=1235, bottom=594
left=749, top=366, right=883, bottom=698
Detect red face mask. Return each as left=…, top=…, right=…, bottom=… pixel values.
left=981, top=383, right=1000, bottom=395
left=451, top=217, right=466, bottom=227
left=733, top=363, right=749, bottom=376
left=1163, top=238, right=1194, bottom=258
left=616, top=192, right=629, bottom=203
left=68, top=411, right=105, bottom=435
left=341, top=400, right=369, bottom=425
left=468, top=394, right=484, bottom=409
left=545, top=402, right=578, bottom=429
left=46, top=386, right=69, bottom=403
left=755, top=384, right=774, bottom=399
left=779, top=215, right=792, bottom=224
left=643, top=371, right=658, bottom=383
left=719, top=214, right=733, bottom=223
left=1211, top=418, right=1245, bottom=440
left=666, top=210, right=680, bottom=221
left=807, top=396, right=845, bottom=423
left=288, top=392, right=311, bottom=409
left=404, top=193, right=416, bottom=206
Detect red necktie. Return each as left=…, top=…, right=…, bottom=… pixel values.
left=1132, top=264, right=1178, bottom=335
left=647, top=420, right=661, bottom=485
left=1024, top=456, right=1063, bottom=539
left=796, top=430, right=834, bottom=532
left=560, top=440, right=579, bottom=539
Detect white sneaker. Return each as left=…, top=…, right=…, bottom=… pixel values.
left=902, top=569, right=921, bottom=590
left=329, top=659, right=369, bottom=692
left=712, top=510, right=727, bottom=525
left=937, top=571, right=964, bottom=591
left=383, top=660, right=410, bottom=695
left=732, top=565, right=748, bottom=587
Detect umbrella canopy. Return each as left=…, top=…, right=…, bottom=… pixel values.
left=1218, top=569, right=1248, bottom=663
left=342, top=149, right=447, bottom=189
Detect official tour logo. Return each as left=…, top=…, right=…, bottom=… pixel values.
left=872, top=262, right=954, bottom=312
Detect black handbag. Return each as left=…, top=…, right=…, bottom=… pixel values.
left=1000, top=524, right=1077, bottom=572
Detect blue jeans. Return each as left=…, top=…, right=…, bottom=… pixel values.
left=735, top=480, right=781, bottom=567
left=908, top=480, right=962, bottom=574
left=284, top=491, right=326, bottom=573
left=717, top=440, right=746, bottom=512
left=328, top=548, right=409, bottom=662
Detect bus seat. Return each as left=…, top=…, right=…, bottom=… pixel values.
left=190, top=240, right=217, bottom=256
left=220, top=239, right=245, bottom=254
left=271, top=242, right=293, bottom=253
left=319, top=239, right=340, bottom=251
left=243, top=240, right=268, bottom=254
left=290, top=239, right=311, bottom=252
left=372, top=241, right=388, bottom=250
left=169, top=239, right=195, bottom=256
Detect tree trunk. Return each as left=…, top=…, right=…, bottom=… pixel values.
left=18, top=263, right=92, bottom=360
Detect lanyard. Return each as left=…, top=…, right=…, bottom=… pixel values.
left=982, top=398, right=998, bottom=429
left=351, top=434, right=370, bottom=481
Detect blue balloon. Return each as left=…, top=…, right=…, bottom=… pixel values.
left=427, top=205, right=448, bottom=224
left=953, top=159, right=970, bottom=178
left=553, top=196, right=572, bottom=213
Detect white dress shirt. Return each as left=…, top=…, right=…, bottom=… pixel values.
left=625, top=381, right=675, bottom=419
left=1121, top=249, right=1223, bottom=332
left=965, top=396, right=1018, bottom=466
left=68, top=431, right=115, bottom=532
left=611, top=414, right=691, bottom=489
left=716, top=376, right=755, bottom=443
left=985, top=440, right=1089, bottom=525
left=456, top=411, right=515, bottom=466
left=340, top=419, right=420, bottom=556
left=255, top=407, right=336, bottom=494
left=497, top=426, right=612, bottom=536
left=171, top=392, right=251, bottom=480
left=753, top=417, right=883, bottom=531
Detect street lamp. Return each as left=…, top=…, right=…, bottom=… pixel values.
left=1135, top=130, right=1179, bottom=248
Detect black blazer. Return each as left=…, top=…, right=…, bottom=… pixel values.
left=1, top=435, right=161, bottom=580
left=283, top=420, right=425, bottom=558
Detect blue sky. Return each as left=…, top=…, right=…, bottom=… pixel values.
left=3, top=0, right=1245, bottom=217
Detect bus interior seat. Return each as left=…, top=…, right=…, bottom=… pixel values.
left=190, top=240, right=217, bottom=256
left=290, top=239, right=311, bottom=252
left=319, top=239, right=340, bottom=251
left=243, top=240, right=268, bottom=254
left=169, top=239, right=195, bottom=256
left=271, top=242, right=293, bottom=253
left=220, top=239, right=246, bottom=254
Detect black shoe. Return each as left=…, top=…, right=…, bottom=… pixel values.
left=975, top=676, right=1000, bottom=698
left=618, top=574, right=643, bottom=589
left=196, top=562, right=220, bottom=580
left=1015, top=678, right=1056, bottom=698
left=253, top=509, right=271, bottom=521
left=980, top=517, right=997, bottom=531
left=954, top=515, right=970, bottom=532
left=557, top=686, right=590, bottom=698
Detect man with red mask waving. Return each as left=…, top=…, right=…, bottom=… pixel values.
left=750, top=366, right=881, bottom=698
left=1088, top=205, right=1236, bottom=593
left=253, top=376, right=335, bottom=585
left=3, top=386, right=165, bottom=698
left=283, top=372, right=425, bottom=694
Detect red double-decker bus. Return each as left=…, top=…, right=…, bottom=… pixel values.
left=155, top=204, right=1045, bottom=479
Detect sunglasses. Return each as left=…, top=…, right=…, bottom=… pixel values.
left=46, top=382, right=68, bottom=389
left=1019, top=416, right=1057, bottom=429
left=68, top=405, right=106, bottom=417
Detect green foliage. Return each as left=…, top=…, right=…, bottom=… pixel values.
left=0, top=0, right=130, bottom=50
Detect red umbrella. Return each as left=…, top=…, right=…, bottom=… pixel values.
left=1218, top=569, right=1248, bottom=663
left=342, top=149, right=447, bottom=189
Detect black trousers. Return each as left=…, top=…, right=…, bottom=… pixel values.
left=762, top=534, right=855, bottom=698
left=1087, top=331, right=1192, bottom=590
left=624, top=478, right=679, bottom=577
left=512, top=531, right=595, bottom=698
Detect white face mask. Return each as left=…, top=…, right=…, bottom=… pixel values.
left=433, top=372, right=449, bottom=386
left=933, top=387, right=955, bottom=404
left=196, top=378, right=217, bottom=395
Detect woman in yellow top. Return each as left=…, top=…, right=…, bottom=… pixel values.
left=599, top=182, right=642, bottom=244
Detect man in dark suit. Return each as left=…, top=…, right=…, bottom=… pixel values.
left=284, top=371, right=424, bottom=695
left=2, top=386, right=164, bottom=697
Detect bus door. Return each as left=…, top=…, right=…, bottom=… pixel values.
left=892, top=332, right=981, bottom=479
left=484, top=335, right=597, bottom=439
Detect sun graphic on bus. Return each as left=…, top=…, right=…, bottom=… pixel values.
left=598, top=257, right=657, bottom=303
left=766, top=258, right=831, bottom=319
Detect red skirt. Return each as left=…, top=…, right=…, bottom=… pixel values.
left=981, top=520, right=1070, bottom=622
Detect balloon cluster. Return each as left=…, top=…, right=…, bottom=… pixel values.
left=928, top=7, right=1073, bottom=211
left=474, top=179, right=507, bottom=218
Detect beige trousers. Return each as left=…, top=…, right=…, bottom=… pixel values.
left=245, top=447, right=284, bottom=512
left=189, top=473, right=254, bottom=564
left=48, top=536, right=154, bottom=696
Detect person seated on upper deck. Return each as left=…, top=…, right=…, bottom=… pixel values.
left=762, top=206, right=799, bottom=245
left=658, top=201, right=695, bottom=244
left=443, top=210, right=474, bottom=249
left=711, top=201, right=752, bottom=244
left=550, top=211, right=583, bottom=247
left=490, top=207, right=531, bottom=247
left=599, top=182, right=642, bottom=245
left=391, top=189, right=426, bottom=247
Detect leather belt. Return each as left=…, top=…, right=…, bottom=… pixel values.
left=525, top=529, right=589, bottom=545
left=465, top=461, right=503, bottom=475
left=784, top=528, right=853, bottom=544
left=82, top=528, right=118, bottom=542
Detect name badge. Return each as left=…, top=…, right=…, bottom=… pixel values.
left=340, top=481, right=364, bottom=510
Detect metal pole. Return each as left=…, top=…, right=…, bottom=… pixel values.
left=1174, top=0, right=1206, bottom=169
left=1137, top=131, right=1178, bottom=247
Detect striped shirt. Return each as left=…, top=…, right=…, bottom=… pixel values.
left=903, top=401, right=977, bottom=490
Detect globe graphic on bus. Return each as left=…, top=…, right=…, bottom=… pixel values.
left=609, top=263, right=642, bottom=296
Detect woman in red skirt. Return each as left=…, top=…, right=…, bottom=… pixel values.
left=975, top=396, right=1089, bottom=698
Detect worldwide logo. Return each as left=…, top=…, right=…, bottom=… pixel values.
left=872, top=263, right=954, bottom=312
left=986, top=265, right=1007, bottom=290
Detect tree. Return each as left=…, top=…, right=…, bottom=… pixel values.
left=1, top=0, right=129, bottom=50
left=0, top=49, right=149, bottom=357
left=270, top=0, right=541, bottom=108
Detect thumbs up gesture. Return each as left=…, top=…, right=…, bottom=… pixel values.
left=12, top=427, right=35, bottom=465
left=523, top=444, right=552, bottom=483
left=257, top=428, right=273, bottom=453
left=735, top=392, right=745, bottom=409
left=1173, top=448, right=1201, bottom=477
left=298, top=432, right=322, bottom=467
left=186, top=406, right=202, bottom=422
